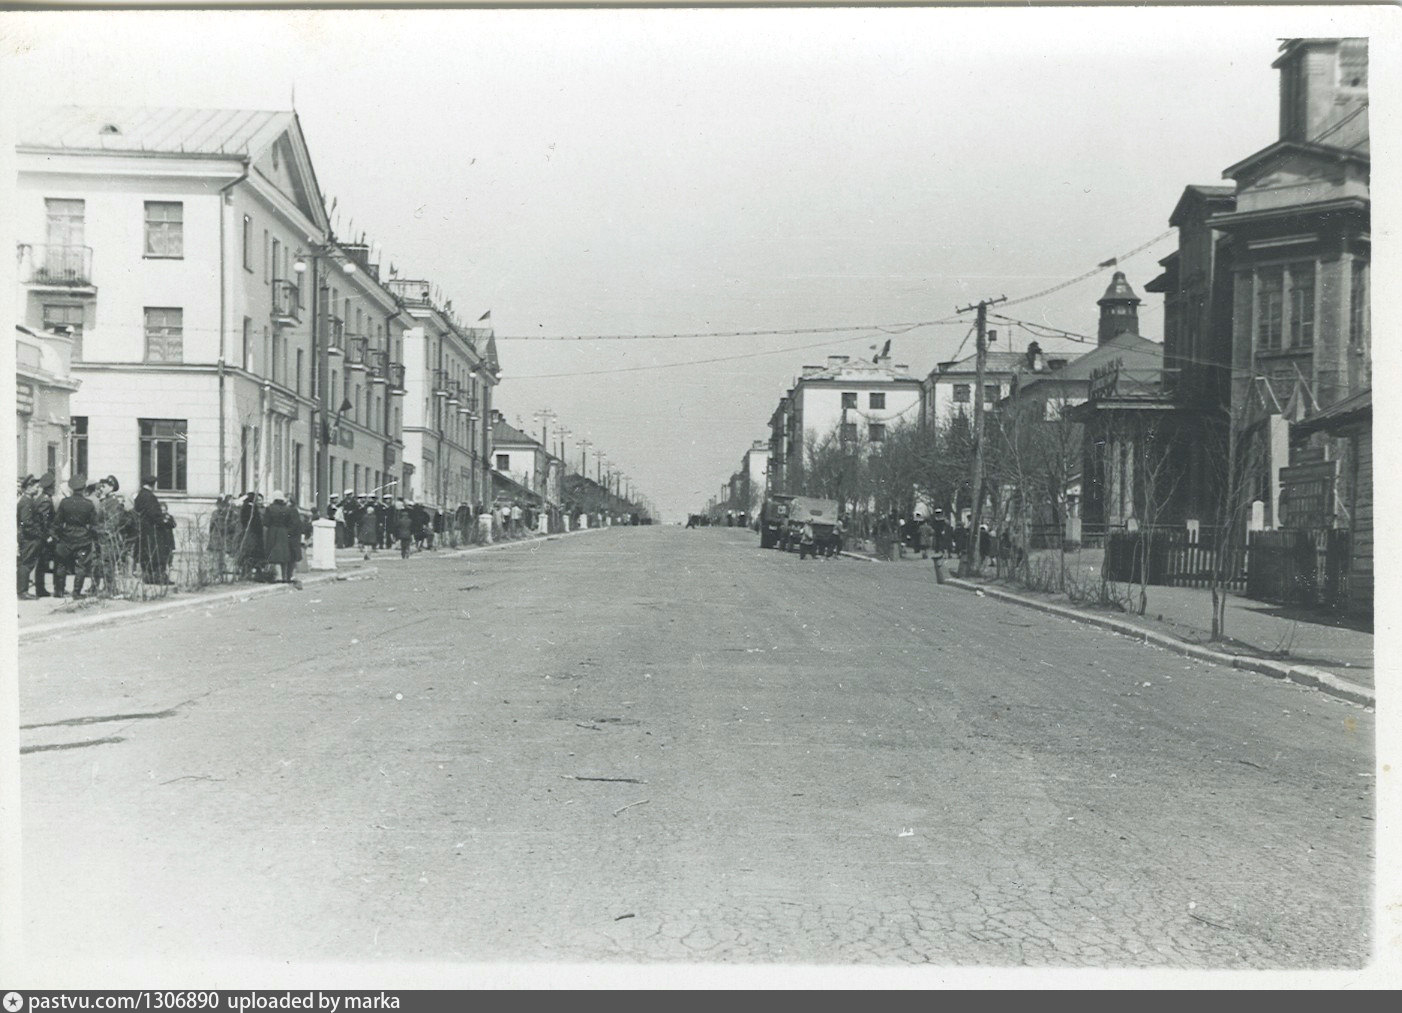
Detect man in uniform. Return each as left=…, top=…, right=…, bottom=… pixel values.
left=17, top=476, right=47, bottom=599
left=92, top=475, right=128, bottom=596
left=52, top=475, right=100, bottom=598
left=33, top=472, right=57, bottom=597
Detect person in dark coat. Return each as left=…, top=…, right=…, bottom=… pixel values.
left=33, top=471, right=57, bottom=597
left=357, top=502, right=378, bottom=559
left=261, top=490, right=301, bottom=585
left=17, top=476, right=47, bottom=598
left=153, top=501, right=177, bottom=584
left=395, top=499, right=414, bottom=558
left=92, top=475, right=128, bottom=595
left=133, top=475, right=167, bottom=584
left=52, top=475, right=100, bottom=598
left=378, top=495, right=394, bottom=549
left=236, top=492, right=265, bottom=579
left=978, top=524, right=993, bottom=571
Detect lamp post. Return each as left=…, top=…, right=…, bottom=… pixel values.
left=293, top=243, right=357, bottom=569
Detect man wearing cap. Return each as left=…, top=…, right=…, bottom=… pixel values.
left=52, top=475, right=100, bottom=598
left=92, top=475, right=128, bottom=596
left=133, top=474, right=166, bottom=584
left=32, top=472, right=58, bottom=597
left=17, top=477, right=47, bottom=599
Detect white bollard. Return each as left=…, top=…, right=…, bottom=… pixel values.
left=310, top=518, right=338, bottom=571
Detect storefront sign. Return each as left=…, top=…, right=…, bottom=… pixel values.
left=16, top=381, right=34, bottom=414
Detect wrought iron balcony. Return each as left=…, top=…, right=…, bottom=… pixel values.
left=327, top=317, right=345, bottom=355
left=347, top=335, right=370, bottom=370
left=433, top=368, right=450, bottom=396
left=272, top=279, right=301, bottom=324
left=386, top=278, right=433, bottom=308
left=368, top=349, right=389, bottom=384
left=388, top=362, right=407, bottom=394
left=20, top=244, right=95, bottom=288
left=447, top=380, right=462, bottom=405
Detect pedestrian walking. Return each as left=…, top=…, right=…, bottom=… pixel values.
left=261, top=490, right=302, bottom=586
left=52, top=475, right=100, bottom=598
left=236, top=492, right=265, bottom=579
left=798, top=520, right=817, bottom=560
left=930, top=508, right=951, bottom=584
left=919, top=517, right=934, bottom=560
left=153, top=501, right=177, bottom=585
left=978, top=524, right=993, bottom=572
left=357, top=502, right=378, bottom=559
left=395, top=499, right=414, bottom=558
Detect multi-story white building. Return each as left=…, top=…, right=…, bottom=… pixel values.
left=767, top=354, right=924, bottom=494
left=923, top=348, right=1023, bottom=425
left=489, top=411, right=562, bottom=522
left=388, top=279, right=497, bottom=512
left=13, top=106, right=403, bottom=521
left=15, top=324, right=81, bottom=481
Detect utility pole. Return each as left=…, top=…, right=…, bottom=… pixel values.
left=955, top=294, right=1007, bottom=577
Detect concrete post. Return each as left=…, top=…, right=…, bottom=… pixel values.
left=310, top=517, right=337, bottom=570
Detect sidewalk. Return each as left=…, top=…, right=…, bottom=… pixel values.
left=844, top=548, right=1374, bottom=706
left=16, top=527, right=591, bottom=641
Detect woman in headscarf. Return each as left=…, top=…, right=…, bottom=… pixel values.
left=261, top=490, right=300, bottom=585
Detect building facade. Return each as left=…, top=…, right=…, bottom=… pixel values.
left=15, top=106, right=339, bottom=522
left=1210, top=37, right=1370, bottom=530
left=923, top=349, right=1022, bottom=426
left=490, top=410, right=562, bottom=523
left=389, top=280, right=497, bottom=514
left=15, top=324, right=81, bottom=481
left=767, top=354, right=924, bottom=494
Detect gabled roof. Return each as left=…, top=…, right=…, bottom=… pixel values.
left=20, top=106, right=296, bottom=157
left=1222, top=139, right=1369, bottom=183
left=930, top=350, right=1026, bottom=379
left=1168, top=184, right=1235, bottom=227
left=491, top=416, right=543, bottom=449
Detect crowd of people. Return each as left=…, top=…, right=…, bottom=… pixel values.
left=17, top=471, right=178, bottom=599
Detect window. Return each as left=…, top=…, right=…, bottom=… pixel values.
left=242, top=215, right=253, bottom=271
left=44, top=304, right=85, bottom=359
left=841, top=392, right=858, bottom=409
left=1350, top=261, right=1369, bottom=346
left=70, top=416, right=88, bottom=478
left=143, top=307, right=183, bottom=362
left=296, top=349, right=305, bottom=395
left=985, top=384, right=1000, bottom=404
left=242, top=317, right=253, bottom=371
left=1288, top=263, right=1314, bottom=349
left=143, top=201, right=183, bottom=258
left=496, top=454, right=510, bottom=471
left=840, top=422, right=858, bottom=442
left=263, top=230, right=270, bottom=283
left=953, top=384, right=971, bottom=403
left=1257, top=270, right=1283, bottom=351
left=271, top=237, right=281, bottom=281
left=869, top=423, right=887, bottom=442
left=869, top=392, right=885, bottom=409
left=272, top=331, right=285, bottom=385
left=139, top=418, right=188, bottom=492
left=46, top=198, right=85, bottom=245
left=354, top=464, right=361, bottom=494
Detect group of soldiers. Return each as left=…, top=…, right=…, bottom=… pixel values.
left=17, top=471, right=175, bottom=599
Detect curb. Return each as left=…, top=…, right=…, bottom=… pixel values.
left=19, top=567, right=381, bottom=643
left=936, top=576, right=1373, bottom=708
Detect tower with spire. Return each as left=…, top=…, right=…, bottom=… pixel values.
left=1096, top=270, right=1141, bottom=344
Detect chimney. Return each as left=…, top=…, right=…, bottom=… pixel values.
left=827, top=354, right=850, bottom=367
left=801, top=365, right=823, bottom=377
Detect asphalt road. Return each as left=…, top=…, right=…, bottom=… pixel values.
left=18, top=525, right=1375, bottom=971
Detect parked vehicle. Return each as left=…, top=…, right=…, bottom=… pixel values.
left=759, top=494, right=794, bottom=549
left=780, top=496, right=840, bottom=552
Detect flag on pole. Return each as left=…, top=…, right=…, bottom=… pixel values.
left=1098, top=257, right=1118, bottom=268
left=478, top=310, right=492, bottom=322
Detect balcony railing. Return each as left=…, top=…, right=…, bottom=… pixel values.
left=433, top=368, right=450, bottom=396
left=369, top=349, right=389, bottom=384
left=447, top=380, right=462, bottom=405
left=386, top=278, right=433, bottom=308
left=21, top=244, right=94, bottom=287
left=388, top=362, right=407, bottom=394
left=347, top=335, right=370, bottom=370
left=272, top=279, right=301, bottom=323
left=325, top=317, right=345, bottom=355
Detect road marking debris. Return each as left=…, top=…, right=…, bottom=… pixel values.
left=613, top=799, right=649, bottom=817
left=898, top=828, right=915, bottom=838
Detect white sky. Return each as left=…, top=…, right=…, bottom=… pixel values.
left=0, top=6, right=1389, bottom=520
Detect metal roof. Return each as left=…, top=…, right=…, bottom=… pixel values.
left=19, top=106, right=295, bottom=157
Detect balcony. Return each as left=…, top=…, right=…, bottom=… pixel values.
left=433, top=368, right=450, bottom=396
left=327, top=316, right=345, bottom=356
left=20, top=244, right=94, bottom=289
left=368, top=349, right=389, bottom=385
left=447, top=380, right=462, bottom=406
left=388, top=362, right=407, bottom=395
left=272, top=279, right=301, bottom=324
left=386, top=278, right=433, bottom=308
left=347, top=335, right=370, bottom=370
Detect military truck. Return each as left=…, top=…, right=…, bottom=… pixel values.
left=761, top=494, right=839, bottom=551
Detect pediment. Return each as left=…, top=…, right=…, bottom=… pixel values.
left=250, top=118, right=329, bottom=233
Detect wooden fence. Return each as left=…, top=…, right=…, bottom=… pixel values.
left=1104, top=530, right=1248, bottom=590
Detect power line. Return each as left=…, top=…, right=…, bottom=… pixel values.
left=495, top=318, right=963, bottom=341
left=504, top=330, right=901, bottom=381
left=999, top=229, right=1176, bottom=309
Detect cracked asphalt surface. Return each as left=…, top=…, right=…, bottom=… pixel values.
left=18, top=526, right=1375, bottom=970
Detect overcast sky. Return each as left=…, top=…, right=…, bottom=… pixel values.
left=1, top=6, right=1387, bottom=520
